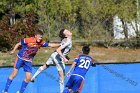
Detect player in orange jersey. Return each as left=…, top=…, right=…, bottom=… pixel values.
left=2, top=31, right=60, bottom=93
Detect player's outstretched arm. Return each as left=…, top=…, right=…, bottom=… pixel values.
left=48, top=43, right=60, bottom=48
left=10, top=42, right=21, bottom=54
left=66, top=62, right=76, bottom=77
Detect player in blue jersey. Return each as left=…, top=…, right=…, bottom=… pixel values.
left=62, top=45, right=96, bottom=93
left=2, top=31, right=60, bottom=93
left=31, top=29, right=72, bottom=93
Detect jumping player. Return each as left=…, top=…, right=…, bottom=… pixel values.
left=62, top=45, right=96, bottom=93
left=2, top=31, right=60, bottom=93
left=31, top=29, right=72, bottom=93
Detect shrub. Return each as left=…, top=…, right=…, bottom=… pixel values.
left=0, top=12, right=38, bottom=51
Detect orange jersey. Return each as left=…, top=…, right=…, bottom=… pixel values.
left=18, top=37, right=49, bottom=62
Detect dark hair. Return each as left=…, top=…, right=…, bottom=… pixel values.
left=59, top=29, right=66, bottom=39
left=82, top=45, right=90, bottom=54
left=35, top=30, right=44, bottom=36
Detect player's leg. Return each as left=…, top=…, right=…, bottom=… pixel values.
left=31, top=64, right=48, bottom=81
left=31, top=55, right=53, bottom=81
left=56, top=62, right=65, bottom=93
left=51, top=53, right=65, bottom=93
left=62, top=75, right=75, bottom=93
left=54, top=58, right=65, bottom=93
left=18, top=61, right=32, bottom=93
left=18, top=72, right=31, bottom=93
left=3, top=68, right=19, bottom=92
left=58, top=70, right=65, bottom=93
left=3, top=58, right=21, bottom=92
left=72, top=76, right=84, bottom=93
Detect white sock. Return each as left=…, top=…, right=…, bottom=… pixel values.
left=32, top=67, right=44, bottom=80
left=59, top=80, right=64, bottom=93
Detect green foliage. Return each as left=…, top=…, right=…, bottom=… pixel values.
left=117, top=0, right=137, bottom=22
left=0, top=0, right=9, bottom=13
left=0, top=13, right=38, bottom=51
left=0, top=0, right=139, bottom=50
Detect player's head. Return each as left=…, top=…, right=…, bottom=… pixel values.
left=82, top=45, right=90, bottom=55
left=35, top=30, right=44, bottom=43
left=59, top=29, right=72, bottom=39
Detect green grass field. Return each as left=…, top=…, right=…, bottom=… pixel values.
left=0, top=45, right=140, bottom=67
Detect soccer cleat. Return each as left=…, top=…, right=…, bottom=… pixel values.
left=30, top=79, right=35, bottom=83
left=2, top=90, right=7, bottom=93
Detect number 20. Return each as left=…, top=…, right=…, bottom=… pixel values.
left=79, top=59, right=90, bottom=69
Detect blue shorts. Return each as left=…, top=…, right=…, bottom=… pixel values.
left=66, top=75, right=84, bottom=92
left=14, top=57, right=32, bottom=73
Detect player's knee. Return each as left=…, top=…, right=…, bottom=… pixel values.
left=12, top=73, right=16, bottom=78
left=10, top=69, right=18, bottom=79
left=45, top=64, right=50, bottom=68
left=10, top=73, right=17, bottom=79
left=9, top=75, right=15, bottom=80
left=25, top=76, right=32, bottom=82
left=59, top=80, right=64, bottom=85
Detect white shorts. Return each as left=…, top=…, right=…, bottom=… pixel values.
left=46, top=52, right=65, bottom=71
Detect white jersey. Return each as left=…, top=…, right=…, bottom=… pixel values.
left=60, top=38, right=72, bottom=56
left=46, top=38, right=72, bottom=71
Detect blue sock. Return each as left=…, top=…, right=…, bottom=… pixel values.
left=62, top=88, right=70, bottom=93
left=19, top=80, right=28, bottom=93
left=4, top=78, right=12, bottom=92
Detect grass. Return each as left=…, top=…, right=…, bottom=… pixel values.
left=0, top=45, right=140, bottom=67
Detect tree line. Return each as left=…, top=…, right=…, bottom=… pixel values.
left=0, top=0, right=140, bottom=51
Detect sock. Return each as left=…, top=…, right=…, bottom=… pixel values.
left=19, top=80, right=28, bottom=93
left=62, top=88, right=70, bottom=93
left=4, top=78, right=12, bottom=92
left=60, top=80, right=64, bottom=93
left=31, top=67, right=43, bottom=80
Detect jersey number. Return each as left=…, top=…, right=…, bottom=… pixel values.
left=79, top=59, right=90, bottom=69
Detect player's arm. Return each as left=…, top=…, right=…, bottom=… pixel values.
left=56, top=46, right=68, bottom=62
left=41, top=40, right=60, bottom=47
left=48, top=43, right=60, bottom=48
left=10, top=42, right=22, bottom=54
left=56, top=40, right=71, bottom=62
left=10, top=38, right=28, bottom=54
left=66, top=62, right=76, bottom=77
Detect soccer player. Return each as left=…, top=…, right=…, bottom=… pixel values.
left=62, top=45, right=96, bottom=93
left=31, top=29, right=72, bottom=93
left=2, top=31, right=60, bottom=93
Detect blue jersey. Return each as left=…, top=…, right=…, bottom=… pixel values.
left=72, top=54, right=94, bottom=79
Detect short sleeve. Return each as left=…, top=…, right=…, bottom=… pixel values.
left=74, top=56, right=79, bottom=63
left=21, top=38, right=27, bottom=45
left=40, top=41, right=49, bottom=47
left=21, top=37, right=33, bottom=45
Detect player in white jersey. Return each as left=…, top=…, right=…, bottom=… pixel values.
left=31, top=29, right=72, bottom=93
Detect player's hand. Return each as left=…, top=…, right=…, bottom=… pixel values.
left=10, top=50, right=15, bottom=54
left=66, top=71, right=71, bottom=77
left=64, top=58, right=68, bottom=63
